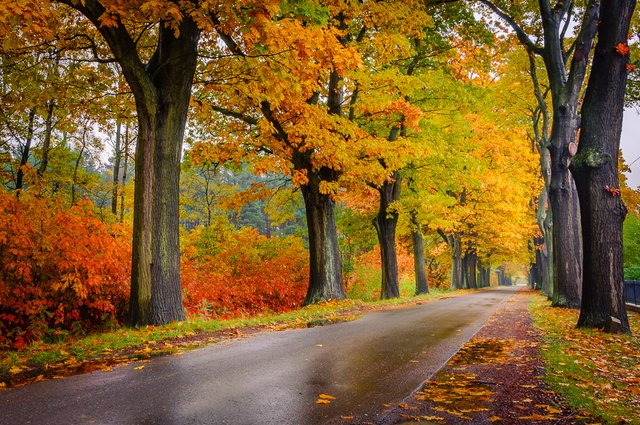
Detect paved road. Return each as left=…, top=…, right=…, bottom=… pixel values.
left=0, top=287, right=518, bottom=425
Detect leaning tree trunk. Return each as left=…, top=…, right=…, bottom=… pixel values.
left=572, top=0, right=634, bottom=333
left=411, top=212, right=429, bottom=295
left=373, top=173, right=402, bottom=299
left=301, top=170, right=346, bottom=305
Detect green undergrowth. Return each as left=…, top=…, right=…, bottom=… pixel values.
left=530, top=295, right=640, bottom=424
left=1, top=286, right=462, bottom=388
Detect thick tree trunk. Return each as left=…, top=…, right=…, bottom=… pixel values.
left=411, top=212, right=429, bottom=295
left=572, top=0, right=634, bottom=333
left=16, top=108, right=36, bottom=191
left=126, top=21, right=200, bottom=326
left=64, top=0, right=200, bottom=326
left=112, top=121, right=122, bottom=215
left=373, top=174, right=401, bottom=299
left=301, top=170, right=346, bottom=305
left=548, top=112, right=583, bottom=307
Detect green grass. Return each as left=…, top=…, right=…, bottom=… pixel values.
left=530, top=296, right=640, bottom=424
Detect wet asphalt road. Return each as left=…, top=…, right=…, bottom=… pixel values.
left=0, top=287, right=518, bottom=425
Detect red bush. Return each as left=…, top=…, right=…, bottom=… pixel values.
left=181, top=227, right=308, bottom=318
left=0, top=193, right=130, bottom=349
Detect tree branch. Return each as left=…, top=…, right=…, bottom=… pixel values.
left=209, top=105, right=259, bottom=125
left=477, top=0, right=543, bottom=55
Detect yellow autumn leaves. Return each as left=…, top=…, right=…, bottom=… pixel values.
left=315, top=393, right=336, bottom=405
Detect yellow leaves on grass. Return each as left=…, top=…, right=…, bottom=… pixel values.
left=532, top=296, right=640, bottom=423
left=315, top=393, right=336, bottom=405
left=8, top=365, right=23, bottom=374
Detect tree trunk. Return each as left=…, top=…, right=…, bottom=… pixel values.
left=538, top=1, right=600, bottom=307
left=111, top=121, right=122, bottom=215
left=548, top=106, right=583, bottom=307
left=450, top=234, right=463, bottom=290
left=411, top=212, right=429, bottom=295
left=37, top=101, right=54, bottom=177
left=572, top=0, right=634, bottom=333
left=464, top=250, right=478, bottom=289
left=126, top=23, right=200, bottom=326
left=120, top=123, right=129, bottom=223
left=71, top=129, right=86, bottom=205
left=63, top=0, right=200, bottom=326
left=301, top=170, right=346, bottom=305
left=478, top=260, right=490, bottom=288
left=16, top=108, right=36, bottom=191
left=373, top=173, right=401, bottom=299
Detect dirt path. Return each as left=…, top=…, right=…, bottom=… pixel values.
left=378, top=288, right=591, bottom=425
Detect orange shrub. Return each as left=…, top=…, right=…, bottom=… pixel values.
left=0, top=193, right=131, bottom=349
left=181, top=227, right=308, bottom=318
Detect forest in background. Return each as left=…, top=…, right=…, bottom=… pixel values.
left=1, top=0, right=639, bottom=350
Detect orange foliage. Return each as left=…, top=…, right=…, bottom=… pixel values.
left=0, top=194, right=310, bottom=350
left=181, top=227, right=309, bottom=318
left=0, top=193, right=131, bottom=350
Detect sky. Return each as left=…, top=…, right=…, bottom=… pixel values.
left=622, top=108, right=640, bottom=189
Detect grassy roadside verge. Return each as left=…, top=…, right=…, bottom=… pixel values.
left=1, top=288, right=470, bottom=389
left=530, top=295, right=640, bottom=424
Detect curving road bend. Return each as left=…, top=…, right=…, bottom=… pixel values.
left=0, top=286, right=518, bottom=425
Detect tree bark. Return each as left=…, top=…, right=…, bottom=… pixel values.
left=301, top=169, right=347, bottom=305
left=130, top=21, right=200, bottom=326
left=571, top=0, right=634, bottom=333
left=411, top=212, right=429, bottom=295
left=373, top=173, right=402, bottom=299
left=549, top=173, right=582, bottom=307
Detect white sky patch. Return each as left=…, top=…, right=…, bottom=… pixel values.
left=622, top=108, right=640, bottom=189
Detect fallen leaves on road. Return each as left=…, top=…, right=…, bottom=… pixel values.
left=316, top=393, right=336, bottom=405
